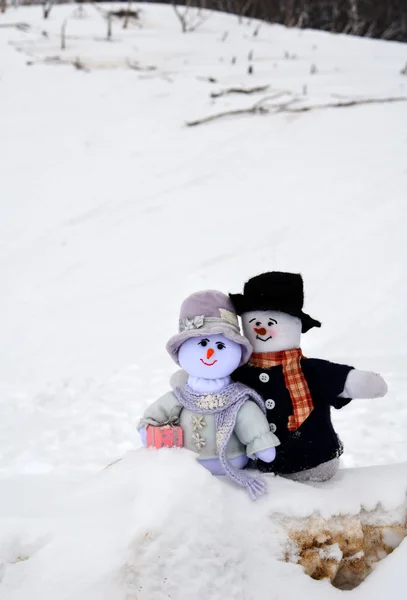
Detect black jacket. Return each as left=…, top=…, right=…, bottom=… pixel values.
left=233, top=358, right=354, bottom=474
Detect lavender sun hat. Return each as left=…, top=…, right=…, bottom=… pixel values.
left=166, top=290, right=252, bottom=367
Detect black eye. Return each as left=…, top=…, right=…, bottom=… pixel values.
left=216, top=342, right=226, bottom=350
left=198, top=340, right=208, bottom=347
left=256, top=321, right=261, bottom=326
left=267, top=319, right=277, bottom=327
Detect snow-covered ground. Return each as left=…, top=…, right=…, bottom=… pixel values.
left=1, top=3, right=407, bottom=598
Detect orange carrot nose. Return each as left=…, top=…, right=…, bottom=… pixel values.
left=206, top=348, right=215, bottom=360
left=254, top=327, right=267, bottom=335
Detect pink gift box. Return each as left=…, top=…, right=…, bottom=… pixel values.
left=146, top=425, right=183, bottom=449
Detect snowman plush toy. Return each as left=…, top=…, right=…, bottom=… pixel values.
left=229, top=271, right=388, bottom=483
left=138, top=290, right=280, bottom=500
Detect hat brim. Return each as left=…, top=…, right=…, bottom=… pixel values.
left=166, top=324, right=252, bottom=367
left=229, top=293, right=321, bottom=334
left=300, top=312, right=321, bottom=334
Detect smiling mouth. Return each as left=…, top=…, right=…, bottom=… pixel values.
left=200, top=359, right=218, bottom=366
left=256, top=335, right=272, bottom=342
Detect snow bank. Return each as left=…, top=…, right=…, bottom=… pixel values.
left=0, top=450, right=406, bottom=599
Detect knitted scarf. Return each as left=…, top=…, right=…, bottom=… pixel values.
left=173, top=382, right=267, bottom=500
left=249, top=348, right=314, bottom=431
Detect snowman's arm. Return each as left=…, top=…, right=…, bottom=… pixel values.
left=138, top=391, right=182, bottom=428
left=338, top=369, right=388, bottom=399
left=170, top=369, right=188, bottom=389
left=234, top=401, right=280, bottom=459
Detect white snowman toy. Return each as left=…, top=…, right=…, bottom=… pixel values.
left=229, top=271, right=388, bottom=482
left=138, top=290, right=280, bottom=499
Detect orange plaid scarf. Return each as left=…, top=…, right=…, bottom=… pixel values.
left=249, top=348, right=314, bottom=431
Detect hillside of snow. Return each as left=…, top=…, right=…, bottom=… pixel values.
left=1, top=3, right=407, bottom=599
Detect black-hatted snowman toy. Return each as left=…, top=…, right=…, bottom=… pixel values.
left=230, top=271, right=387, bottom=482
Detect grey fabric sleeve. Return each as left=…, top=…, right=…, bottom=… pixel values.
left=138, top=391, right=182, bottom=428
left=234, top=401, right=280, bottom=458
left=170, top=369, right=188, bottom=390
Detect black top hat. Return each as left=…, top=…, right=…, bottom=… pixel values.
left=229, top=272, right=321, bottom=334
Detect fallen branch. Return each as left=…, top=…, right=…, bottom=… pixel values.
left=210, top=85, right=269, bottom=98
left=187, top=92, right=293, bottom=127
left=186, top=95, right=407, bottom=127
left=284, top=96, right=407, bottom=113
left=127, top=59, right=157, bottom=72
left=187, top=105, right=268, bottom=127
left=0, top=22, right=30, bottom=31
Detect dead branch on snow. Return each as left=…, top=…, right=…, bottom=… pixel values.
left=210, top=85, right=269, bottom=98
left=0, top=22, right=30, bottom=30
left=186, top=95, right=407, bottom=127
left=187, top=92, right=294, bottom=126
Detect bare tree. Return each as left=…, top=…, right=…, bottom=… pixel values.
left=171, top=0, right=407, bottom=42
left=237, top=0, right=254, bottom=23
left=1, top=0, right=7, bottom=14
left=172, top=0, right=208, bottom=33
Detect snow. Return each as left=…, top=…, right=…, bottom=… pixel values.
left=1, top=451, right=406, bottom=600
left=1, top=3, right=407, bottom=598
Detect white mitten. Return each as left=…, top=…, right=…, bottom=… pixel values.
left=341, top=369, right=388, bottom=399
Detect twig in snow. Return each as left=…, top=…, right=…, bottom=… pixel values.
left=186, top=95, right=407, bottom=128
left=127, top=59, right=157, bottom=72
left=61, top=18, right=68, bottom=51
left=107, top=13, right=113, bottom=40
left=210, top=85, right=269, bottom=98
left=42, top=0, right=54, bottom=20
left=123, top=0, right=133, bottom=29
left=187, top=105, right=268, bottom=127
left=285, top=96, right=407, bottom=113
left=73, top=57, right=88, bottom=72
left=186, top=92, right=293, bottom=127
left=0, top=22, right=30, bottom=31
